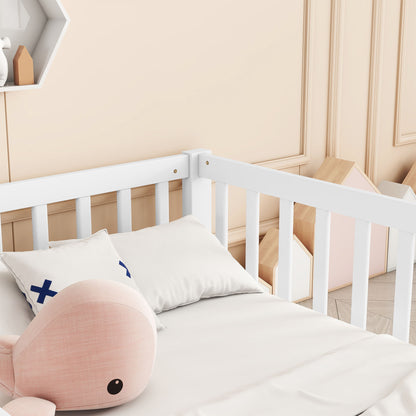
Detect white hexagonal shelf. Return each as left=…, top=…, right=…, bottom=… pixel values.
left=0, top=0, right=69, bottom=92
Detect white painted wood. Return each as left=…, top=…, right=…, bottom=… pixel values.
left=182, top=149, right=212, bottom=230
left=117, top=189, right=132, bottom=233
left=0, top=214, right=3, bottom=252
left=199, top=154, right=416, bottom=233
left=0, top=154, right=188, bottom=213
left=351, top=219, right=371, bottom=329
left=155, top=182, right=169, bottom=225
left=32, top=205, right=49, bottom=250
left=215, top=182, right=228, bottom=248
left=245, top=190, right=260, bottom=280
left=75, top=196, right=92, bottom=238
left=312, top=209, right=331, bottom=314
left=393, top=231, right=415, bottom=342
left=277, top=199, right=294, bottom=301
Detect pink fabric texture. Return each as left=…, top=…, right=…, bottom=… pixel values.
left=0, top=280, right=157, bottom=411
left=3, top=397, right=56, bottom=416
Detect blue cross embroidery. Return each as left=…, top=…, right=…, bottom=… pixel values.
left=119, top=260, right=131, bottom=278
left=30, top=279, right=58, bottom=304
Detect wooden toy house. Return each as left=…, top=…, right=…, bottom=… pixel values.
left=13, top=45, right=34, bottom=86
left=403, top=161, right=416, bottom=193
left=293, top=157, right=388, bottom=291
left=258, top=227, right=312, bottom=302
left=378, top=180, right=416, bottom=271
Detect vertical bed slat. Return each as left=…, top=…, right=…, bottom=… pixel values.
left=312, top=209, right=331, bottom=314
left=75, top=196, right=92, bottom=239
left=277, top=199, right=294, bottom=300
left=393, top=231, right=415, bottom=342
left=246, top=190, right=260, bottom=280
left=155, top=182, right=170, bottom=225
left=117, top=189, right=132, bottom=233
left=215, top=182, right=228, bottom=248
left=0, top=214, right=3, bottom=252
left=32, top=205, right=49, bottom=250
left=351, top=219, right=372, bottom=329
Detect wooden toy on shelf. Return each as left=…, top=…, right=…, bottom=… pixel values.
left=13, top=46, right=34, bottom=86
left=378, top=180, right=416, bottom=272
left=258, top=227, right=312, bottom=302
left=293, top=157, right=388, bottom=291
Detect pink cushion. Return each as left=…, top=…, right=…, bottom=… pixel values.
left=0, top=280, right=157, bottom=411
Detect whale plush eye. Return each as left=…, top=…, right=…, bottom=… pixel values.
left=107, top=379, right=123, bottom=395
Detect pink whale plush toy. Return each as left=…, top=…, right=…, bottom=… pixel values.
left=0, top=279, right=157, bottom=416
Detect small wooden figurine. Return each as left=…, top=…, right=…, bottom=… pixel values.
left=13, top=45, right=34, bottom=86
left=258, top=227, right=312, bottom=302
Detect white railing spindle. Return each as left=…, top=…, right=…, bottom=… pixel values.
left=0, top=214, right=3, bottom=252
left=215, top=182, right=228, bottom=248
left=155, top=182, right=169, bottom=225
left=277, top=199, right=294, bottom=300
left=393, top=231, right=415, bottom=342
left=313, top=209, right=331, bottom=314
left=75, top=196, right=92, bottom=238
left=32, top=205, right=49, bottom=250
left=117, top=189, right=132, bottom=233
left=351, top=219, right=372, bottom=329
left=246, top=190, right=260, bottom=280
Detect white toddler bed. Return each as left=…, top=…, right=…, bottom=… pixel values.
left=1, top=149, right=416, bottom=415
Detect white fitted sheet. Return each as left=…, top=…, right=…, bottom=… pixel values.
left=2, top=273, right=416, bottom=415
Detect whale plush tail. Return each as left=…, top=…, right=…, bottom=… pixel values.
left=0, top=336, right=18, bottom=397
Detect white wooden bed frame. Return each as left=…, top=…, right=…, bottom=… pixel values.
left=0, top=149, right=415, bottom=343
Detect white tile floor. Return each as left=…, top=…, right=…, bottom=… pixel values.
left=299, top=265, right=416, bottom=344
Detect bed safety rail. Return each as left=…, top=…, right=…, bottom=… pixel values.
left=0, top=149, right=415, bottom=343
left=196, top=152, right=416, bottom=343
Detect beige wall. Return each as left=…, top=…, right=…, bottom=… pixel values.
left=1, top=0, right=416, bottom=261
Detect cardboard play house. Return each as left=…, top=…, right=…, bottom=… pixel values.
left=294, top=157, right=388, bottom=291
left=259, top=227, right=312, bottom=302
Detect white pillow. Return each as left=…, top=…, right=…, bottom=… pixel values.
left=1, top=230, right=163, bottom=329
left=52, top=216, right=262, bottom=313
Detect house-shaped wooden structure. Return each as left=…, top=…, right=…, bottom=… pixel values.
left=13, top=45, right=34, bottom=86
left=258, top=227, right=312, bottom=302
left=403, top=161, right=416, bottom=193
left=379, top=180, right=416, bottom=272
left=293, top=157, right=388, bottom=291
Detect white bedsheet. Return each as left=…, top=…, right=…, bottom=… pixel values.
left=2, top=291, right=416, bottom=415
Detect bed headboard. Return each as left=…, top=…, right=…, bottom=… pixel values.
left=1, top=149, right=416, bottom=343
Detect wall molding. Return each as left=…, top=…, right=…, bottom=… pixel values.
left=394, top=0, right=416, bottom=146
left=365, top=0, right=384, bottom=181
left=326, top=0, right=344, bottom=158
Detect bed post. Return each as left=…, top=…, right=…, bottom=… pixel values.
left=182, top=149, right=212, bottom=231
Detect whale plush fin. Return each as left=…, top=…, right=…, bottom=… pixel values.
left=3, top=397, right=56, bottom=416
left=0, top=336, right=19, bottom=396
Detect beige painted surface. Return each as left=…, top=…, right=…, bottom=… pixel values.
left=1, top=0, right=416, bottom=257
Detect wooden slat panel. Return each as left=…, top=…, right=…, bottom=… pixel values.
left=32, top=205, right=49, bottom=250
left=155, top=182, right=169, bottom=225
left=117, top=189, right=132, bottom=233
left=351, top=219, right=371, bottom=329
left=75, top=196, right=92, bottom=239
left=245, top=190, right=260, bottom=280
left=0, top=154, right=188, bottom=213
left=312, top=209, right=331, bottom=314
left=393, top=231, right=415, bottom=342
left=277, top=199, right=294, bottom=300
left=215, top=182, right=228, bottom=248
left=200, top=154, right=416, bottom=233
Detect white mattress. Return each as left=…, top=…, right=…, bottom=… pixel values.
left=2, top=264, right=416, bottom=415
